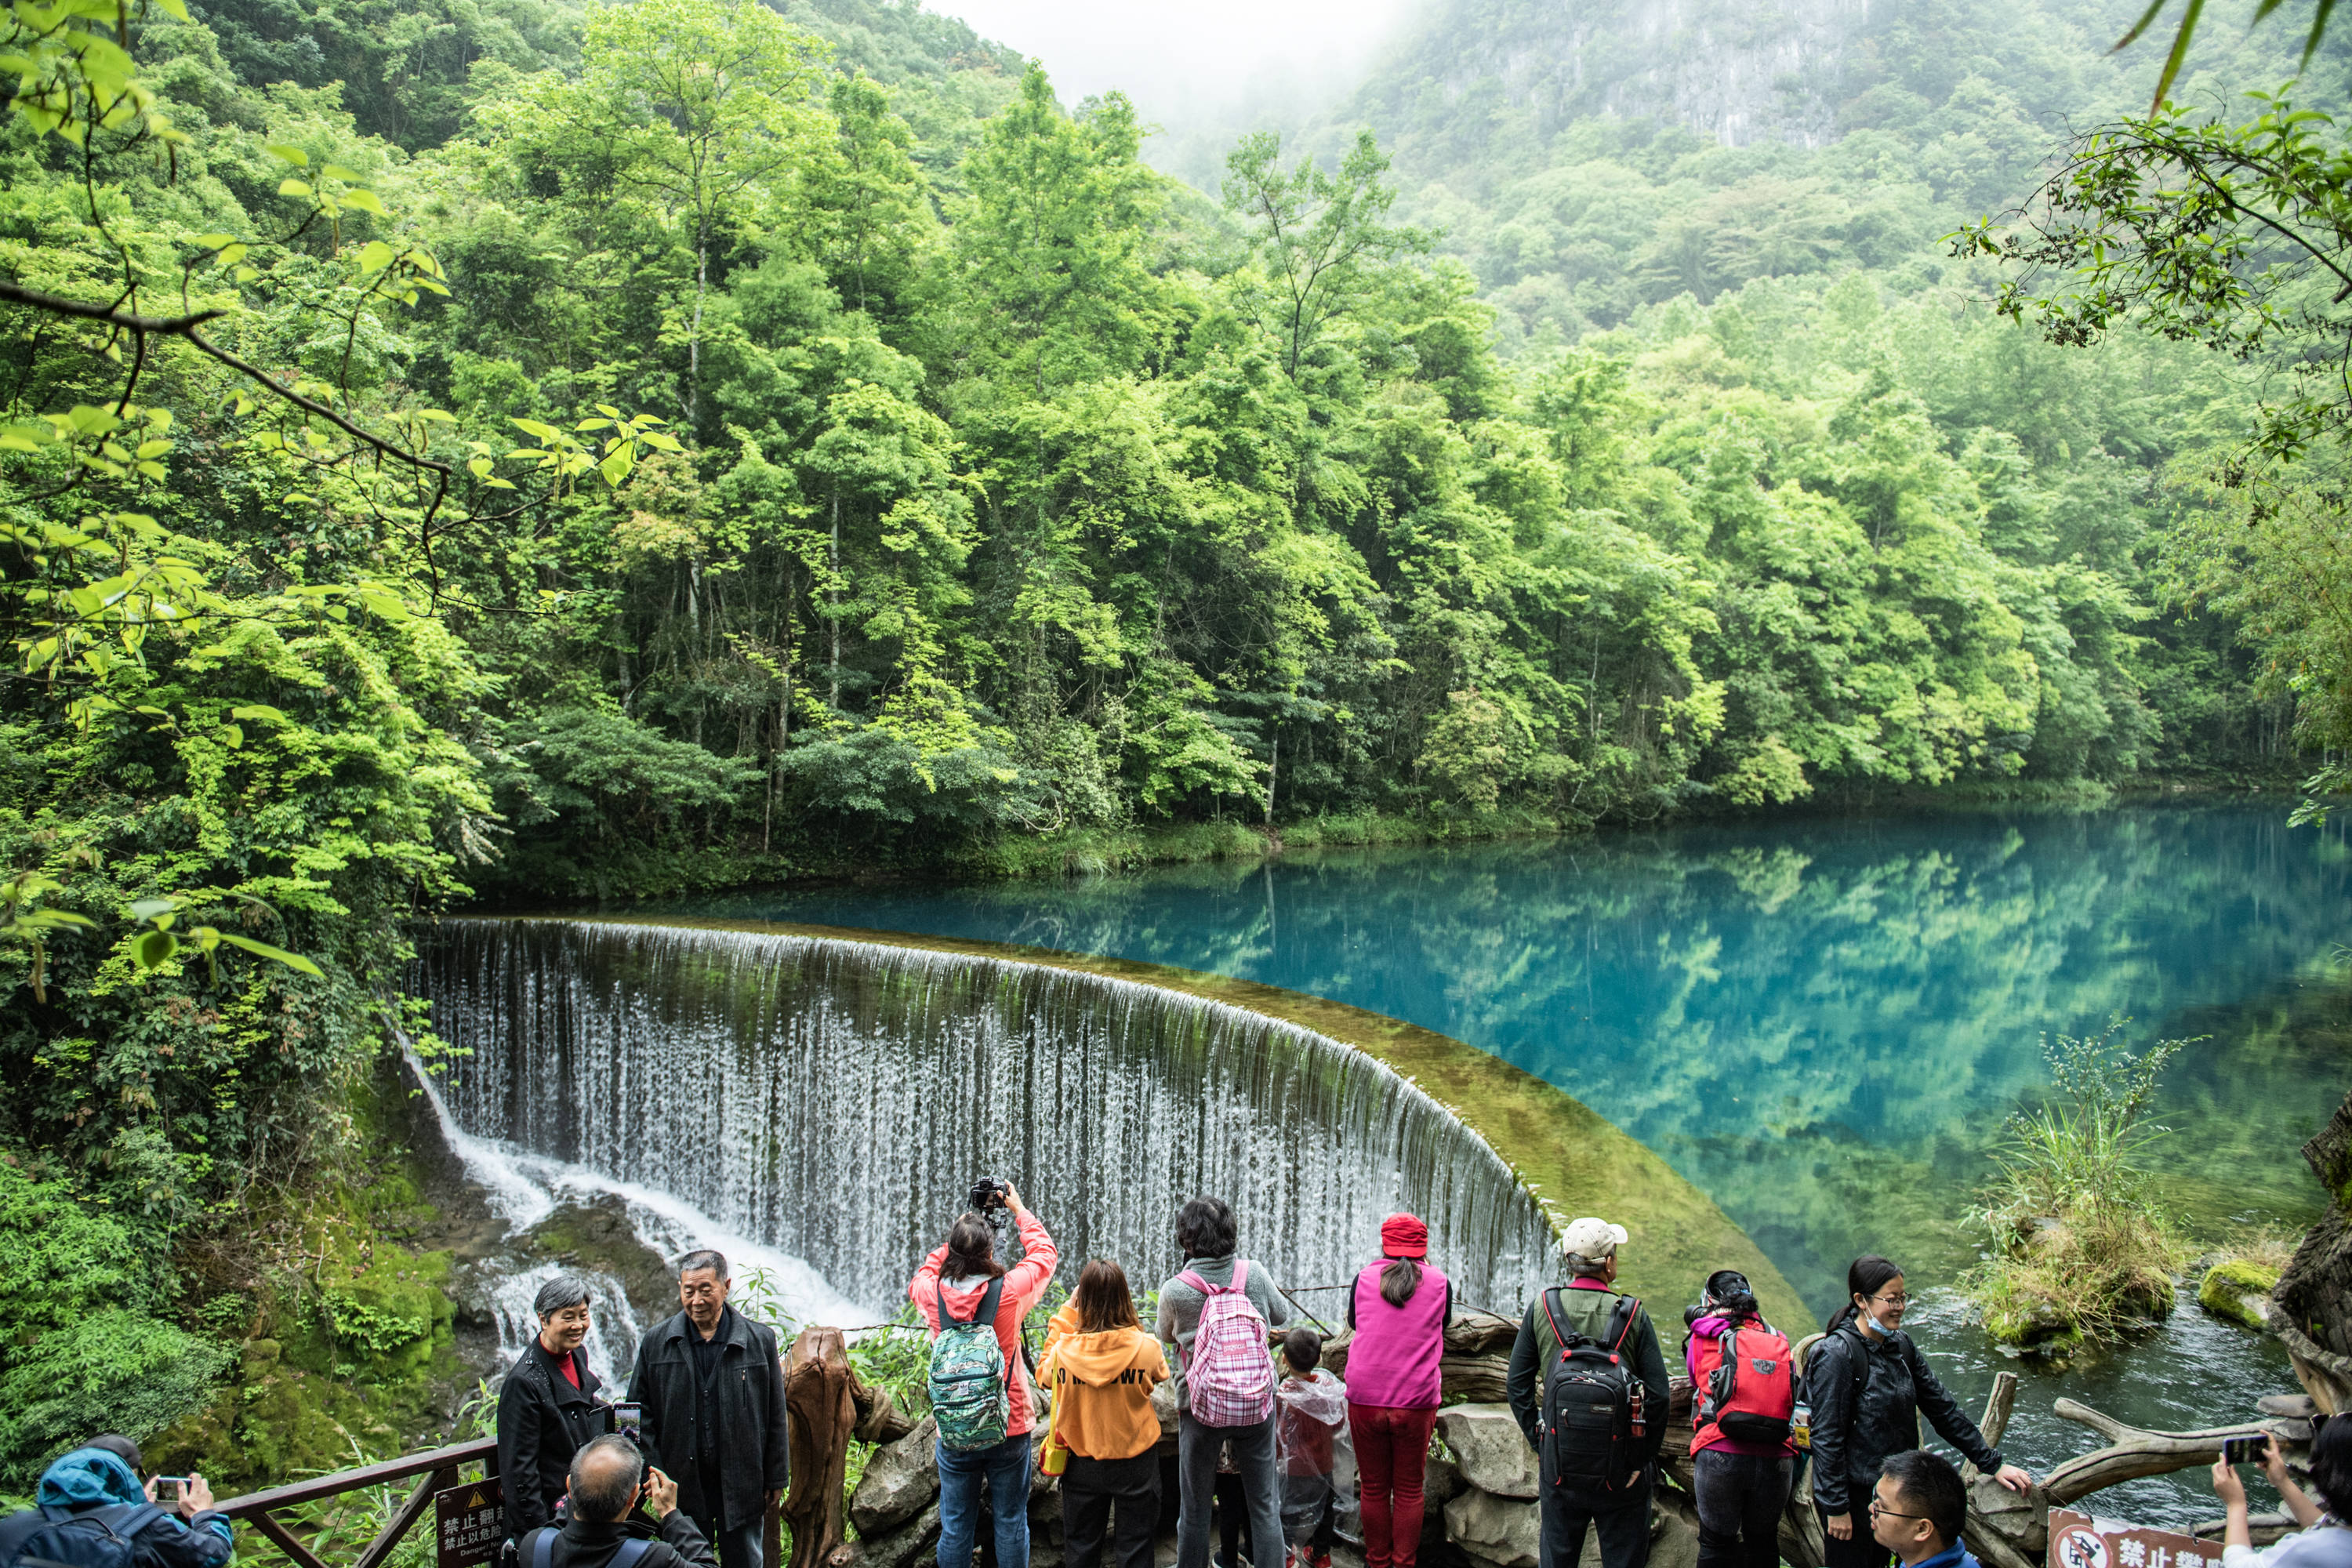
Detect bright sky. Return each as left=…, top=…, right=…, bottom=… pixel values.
left=924, top=0, right=1413, bottom=122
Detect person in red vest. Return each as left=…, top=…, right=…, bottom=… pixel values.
left=1682, top=1271, right=1793, bottom=1568
left=1345, top=1214, right=1452, bottom=1568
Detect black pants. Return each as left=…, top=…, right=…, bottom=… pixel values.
left=1063, top=1453, right=1160, bottom=1568
left=1214, top=1472, right=1249, bottom=1566
left=1537, top=1470, right=1653, bottom=1568
left=1824, top=1524, right=1895, bottom=1568
left=1692, top=1451, right=1790, bottom=1568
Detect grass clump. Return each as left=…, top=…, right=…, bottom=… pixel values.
left=2196, top=1225, right=2301, bottom=1329
left=1967, top=1023, right=2194, bottom=1350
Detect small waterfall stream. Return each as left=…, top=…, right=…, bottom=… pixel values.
left=411, top=919, right=1563, bottom=1319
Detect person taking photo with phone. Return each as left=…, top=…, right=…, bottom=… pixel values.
left=2212, top=1421, right=2352, bottom=1568
left=0, top=1435, right=230, bottom=1568
left=628, top=1252, right=790, bottom=1568
left=515, top=1436, right=717, bottom=1568
left=500, top=1276, right=611, bottom=1540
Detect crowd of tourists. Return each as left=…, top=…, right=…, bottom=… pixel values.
left=16, top=1191, right=2352, bottom=1568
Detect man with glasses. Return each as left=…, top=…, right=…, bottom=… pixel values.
left=1868, top=1452, right=1979, bottom=1568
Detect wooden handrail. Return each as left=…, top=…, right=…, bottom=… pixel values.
left=216, top=1437, right=499, bottom=1568
left=214, top=1438, right=499, bottom=1519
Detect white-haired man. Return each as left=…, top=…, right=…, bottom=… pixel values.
left=1505, top=1218, right=1671, bottom=1568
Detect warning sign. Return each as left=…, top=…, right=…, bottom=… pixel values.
left=2051, top=1507, right=2223, bottom=1568
left=434, top=1476, right=506, bottom=1568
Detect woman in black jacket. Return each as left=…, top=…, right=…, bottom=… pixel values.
left=1808, top=1257, right=2034, bottom=1568
left=498, top=1275, right=611, bottom=1537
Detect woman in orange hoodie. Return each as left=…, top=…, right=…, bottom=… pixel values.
left=1042, top=1260, right=1170, bottom=1568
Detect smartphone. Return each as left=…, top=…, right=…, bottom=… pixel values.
left=2223, top=1435, right=2272, bottom=1466
left=154, top=1477, right=187, bottom=1504
left=609, top=1401, right=644, bottom=1436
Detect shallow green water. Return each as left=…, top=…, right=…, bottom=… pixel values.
left=658, top=802, right=2352, bottom=1521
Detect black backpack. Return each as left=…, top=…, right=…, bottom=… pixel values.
left=0, top=1504, right=169, bottom=1568
left=1538, top=1288, right=1646, bottom=1497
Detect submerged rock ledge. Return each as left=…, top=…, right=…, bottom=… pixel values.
left=415, top=914, right=1802, bottom=1323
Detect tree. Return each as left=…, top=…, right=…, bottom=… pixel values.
left=1221, top=129, right=1430, bottom=381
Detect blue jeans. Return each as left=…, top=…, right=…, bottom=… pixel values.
left=938, top=1432, right=1032, bottom=1568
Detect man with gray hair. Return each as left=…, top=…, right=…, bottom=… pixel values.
left=627, top=1251, right=788, bottom=1568
left=500, top=1274, right=610, bottom=1539
left=513, top=1436, right=717, bottom=1568
left=1505, top=1218, right=1671, bottom=1568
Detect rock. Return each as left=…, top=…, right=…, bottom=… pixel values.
left=2202, top=1261, right=2283, bottom=1330
left=851, top=1417, right=939, bottom=1536
left=1648, top=1483, right=1699, bottom=1568
left=1437, top=1406, right=1538, bottom=1500
left=1151, top=1378, right=1179, bottom=1440
left=1445, top=1490, right=1541, bottom=1568
left=1424, top=1450, right=1464, bottom=1512
left=842, top=1502, right=939, bottom=1568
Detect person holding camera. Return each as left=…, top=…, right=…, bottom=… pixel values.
left=1, top=1435, right=230, bottom=1568
left=515, top=1436, right=718, bottom=1568
left=2212, top=1421, right=2352, bottom=1568
left=500, top=1275, right=611, bottom=1540
left=912, top=1179, right=1059, bottom=1568
left=627, top=1251, right=789, bottom=1568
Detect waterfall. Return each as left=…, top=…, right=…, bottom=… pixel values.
left=410, top=918, right=1563, bottom=1319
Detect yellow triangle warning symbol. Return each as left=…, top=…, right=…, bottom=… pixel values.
left=469, top=1491, right=485, bottom=1508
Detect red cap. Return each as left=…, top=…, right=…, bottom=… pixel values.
left=1381, top=1213, right=1428, bottom=1259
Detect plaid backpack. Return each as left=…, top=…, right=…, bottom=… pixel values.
left=1178, top=1261, right=1275, bottom=1428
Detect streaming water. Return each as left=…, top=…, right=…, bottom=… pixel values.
left=408, top=920, right=1564, bottom=1324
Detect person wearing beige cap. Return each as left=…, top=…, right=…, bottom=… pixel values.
left=1505, top=1218, right=1670, bottom=1568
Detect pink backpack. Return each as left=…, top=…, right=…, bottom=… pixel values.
left=1178, top=1261, right=1276, bottom=1427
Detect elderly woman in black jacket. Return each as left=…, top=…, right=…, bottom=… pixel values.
left=1809, top=1257, right=2035, bottom=1568
left=498, top=1275, right=612, bottom=1538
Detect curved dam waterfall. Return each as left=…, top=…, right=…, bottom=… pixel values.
left=412, top=918, right=1564, bottom=1319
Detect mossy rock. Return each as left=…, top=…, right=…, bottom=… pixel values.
left=2200, top=1261, right=2281, bottom=1330
left=285, top=1247, right=458, bottom=1381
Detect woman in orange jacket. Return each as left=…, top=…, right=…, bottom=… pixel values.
left=1041, top=1260, right=1170, bottom=1568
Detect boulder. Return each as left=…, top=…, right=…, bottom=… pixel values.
left=1437, top=1405, right=1537, bottom=1500
left=851, top=1417, right=939, bottom=1537
left=1648, top=1483, right=1700, bottom=1568
left=2201, top=1261, right=2281, bottom=1330
left=1424, top=1450, right=1464, bottom=1512
left=841, top=1501, right=939, bottom=1568
left=1151, top=1378, right=1178, bottom=1439
left=1446, top=1490, right=1540, bottom=1568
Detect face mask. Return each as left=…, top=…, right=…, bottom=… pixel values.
left=1859, top=1306, right=1896, bottom=1338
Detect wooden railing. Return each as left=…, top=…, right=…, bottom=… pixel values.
left=214, top=1438, right=499, bottom=1568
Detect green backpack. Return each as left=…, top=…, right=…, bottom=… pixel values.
left=929, top=1276, right=1012, bottom=1451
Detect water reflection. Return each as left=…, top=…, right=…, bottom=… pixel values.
left=668, top=805, right=2350, bottom=1300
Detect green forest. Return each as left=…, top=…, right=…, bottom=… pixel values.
left=1, top=0, right=2349, bottom=1497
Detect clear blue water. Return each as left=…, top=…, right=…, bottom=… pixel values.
left=648, top=802, right=2352, bottom=1521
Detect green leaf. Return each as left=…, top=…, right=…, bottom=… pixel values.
left=132, top=928, right=176, bottom=969
left=339, top=187, right=387, bottom=216
left=229, top=704, right=289, bottom=724
left=358, top=240, right=395, bottom=274
left=263, top=142, right=308, bottom=166
left=215, top=933, right=324, bottom=976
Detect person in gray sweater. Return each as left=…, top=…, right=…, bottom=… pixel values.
left=1156, top=1197, right=1292, bottom=1568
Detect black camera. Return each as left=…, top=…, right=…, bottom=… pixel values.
left=970, top=1178, right=1011, bottom=1214
left=605, top=1400, right=644, bottom=1443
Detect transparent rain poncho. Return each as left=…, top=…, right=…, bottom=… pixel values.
left=1275, top=1370, right=1359, bottom=1546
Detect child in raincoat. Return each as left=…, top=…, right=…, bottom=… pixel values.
left=1275, top=1327, right=1351, bottom=1568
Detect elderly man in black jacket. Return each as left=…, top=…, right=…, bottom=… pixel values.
left=626, top=1250, right=789, bottom=1568
left=499, top=1275, right=611, bottom=1539
left=515, top=1436, right=717, bottom=1568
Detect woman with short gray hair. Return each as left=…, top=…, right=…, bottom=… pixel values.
left=497, top=1273, right=612, bottom=1541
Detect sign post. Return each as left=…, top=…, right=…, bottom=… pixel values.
left=2050, top=1506, right=2226, bottom=1568
left=435, top=1476, right=506, bottom=1568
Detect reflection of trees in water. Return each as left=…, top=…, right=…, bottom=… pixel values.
left=691, top=806, right=2350, bottom=1310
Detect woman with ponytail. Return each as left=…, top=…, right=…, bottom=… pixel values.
left=1345, top=1214, right=1453, bottom=1568
left=1807, top=1257, right=2034, bottom=1568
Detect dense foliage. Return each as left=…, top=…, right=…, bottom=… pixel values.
left=0, top=0, right=2334, bottom=1483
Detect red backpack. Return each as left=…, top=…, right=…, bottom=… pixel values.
left=1690, top=1319, right=1795, bottom=1450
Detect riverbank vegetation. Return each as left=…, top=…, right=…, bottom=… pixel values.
left=0, top=0, right=2339, bottom=1495
left=1969, top=1025, right=2193, bottom=1349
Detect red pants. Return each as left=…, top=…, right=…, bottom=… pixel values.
left=1348, top=1402, right=1438, bottom=1568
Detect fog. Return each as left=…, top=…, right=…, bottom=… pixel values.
left=931, top=0, right=1412, bottom=169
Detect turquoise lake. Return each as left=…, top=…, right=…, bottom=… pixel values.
left=656, top=801, right=2350, bottom=1521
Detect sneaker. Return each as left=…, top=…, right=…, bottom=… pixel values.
left=1309, top=1553, right=1330, bottom=1568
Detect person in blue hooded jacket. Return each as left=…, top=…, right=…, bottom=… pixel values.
left=4, top=1436, right=234, bottom=1568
